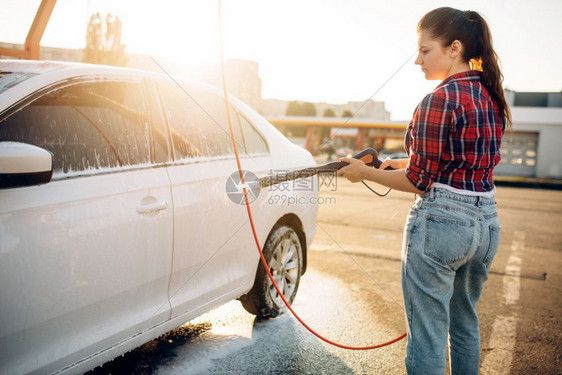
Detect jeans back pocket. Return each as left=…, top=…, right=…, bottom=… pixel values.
left=425, top=214, right=477, bottom=268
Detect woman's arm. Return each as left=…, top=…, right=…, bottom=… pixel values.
left=337, top=157, right=424, bottom=194
left=380, top=157, right=409, bottom=170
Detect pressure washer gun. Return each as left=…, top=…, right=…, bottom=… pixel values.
left=259, top=147, right=392, bottom=188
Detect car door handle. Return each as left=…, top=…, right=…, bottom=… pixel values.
left=136, top=200, right=169, bottom=214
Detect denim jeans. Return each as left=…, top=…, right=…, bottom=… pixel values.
left=401, top=188, right=501, bottom=375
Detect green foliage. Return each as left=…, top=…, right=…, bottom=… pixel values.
left=285, top=101, right=317, bottom=116
left=83, top=13, right=128, bottom=67
left=322, top=107, right=336, bottom=117
left=285, top=101, right=301, bottom=116
left=342, top=109, right=353, bottom=118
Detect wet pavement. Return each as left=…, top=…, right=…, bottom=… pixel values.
left=89, top=264, right=406, bottom=374
left=89, top=183, right=562, bottom=374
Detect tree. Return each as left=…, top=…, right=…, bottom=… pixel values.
left=285, top=101, right=317, bottom=116
left=301, top=102, right=317, bottom=116
left=285, top=101, right=302, bottom=116
left=322, top=107, right=336, bottom=117
left=83, top=13, right=128, bottom=67
left=342, top=109, right=353, bottom=118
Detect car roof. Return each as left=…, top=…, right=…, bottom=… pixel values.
left=0, top=59, right=226, bottom=113
left=0, top=59, right=147, bottom=76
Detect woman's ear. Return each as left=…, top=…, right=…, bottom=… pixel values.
left=450, top=40, right=463, bottom=58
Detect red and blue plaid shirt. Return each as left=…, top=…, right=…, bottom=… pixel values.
left=404, top=70, right=506, bottom=192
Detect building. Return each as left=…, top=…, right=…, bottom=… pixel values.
left=0, top=42, right=82, bottom=62
left=194, top=59, right=262, bottom=111
left=260, top=98, right=390, bottom=120
left=1, top=43, right=559, bottom=180
left=268, top=92, right=562, bottom=180
left=1, top=42, right=388, bottom=119
left=496, top=91, right=562, bottom=179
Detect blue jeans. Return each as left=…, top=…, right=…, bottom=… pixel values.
left=401, top=188, right=501, bottom=375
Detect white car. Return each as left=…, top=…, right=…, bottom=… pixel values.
left=0, top=60, right=318, bottom=375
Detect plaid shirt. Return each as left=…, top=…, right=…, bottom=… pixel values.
left=404, top=70, right=505, bottom=192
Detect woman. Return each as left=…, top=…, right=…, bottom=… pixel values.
left=338, top=7, right=510, bottom=375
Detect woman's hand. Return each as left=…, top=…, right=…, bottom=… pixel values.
left=337, top=157, right=369, bottom=183
left=379, top=157, right=409, bottom=170
left=337, top=156, right=423, bottom=194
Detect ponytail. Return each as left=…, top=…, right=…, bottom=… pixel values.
left=418, top=8, right=512, bottom=128
left=468, top=11, right=512, bottom=128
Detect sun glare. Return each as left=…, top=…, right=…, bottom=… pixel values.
left=123, top=2, right=221, bottom=69
left=8, top=0, right=556, bottom=121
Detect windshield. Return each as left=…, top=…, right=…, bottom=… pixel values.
left=0, top=71, right=38, bottom=94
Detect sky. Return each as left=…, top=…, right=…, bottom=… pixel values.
left=2, top=0, right=562, bottom=120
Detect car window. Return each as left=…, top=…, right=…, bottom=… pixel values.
left=0, top=80, right=151, bottom=176
left=145, top=80, right=172, bottom=164
left=159, top=82, right=245, bottom=160
left=236, top=112, right=269, bottom=155
left=0, top=71, right=39, bottom=94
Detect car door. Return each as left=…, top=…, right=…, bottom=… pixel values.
left=157, top=80, right=273, bottom=318
left=0, top=78, right=174, bottom=374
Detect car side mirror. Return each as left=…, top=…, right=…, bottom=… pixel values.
left=0, top=142, right=54, bottom=189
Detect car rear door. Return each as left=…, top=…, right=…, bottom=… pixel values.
left=157, top=81, right=274, bottom=319
left=0, top=78, right=174, bottom=374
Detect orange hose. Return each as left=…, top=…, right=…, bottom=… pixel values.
left=217, top=0, right=406, bottom=350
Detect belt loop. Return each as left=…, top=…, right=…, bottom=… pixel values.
left=429, top=187, right=435, bottom=201
left=476, top=196, right=482, bottom=207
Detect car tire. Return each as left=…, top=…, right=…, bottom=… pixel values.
left=240, top=225, right=303, bottom=318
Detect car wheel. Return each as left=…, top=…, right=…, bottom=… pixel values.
left=240, top=225, right=303, bottom=318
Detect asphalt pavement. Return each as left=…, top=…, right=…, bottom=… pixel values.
left=88, top=181, right=562, bottom=374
